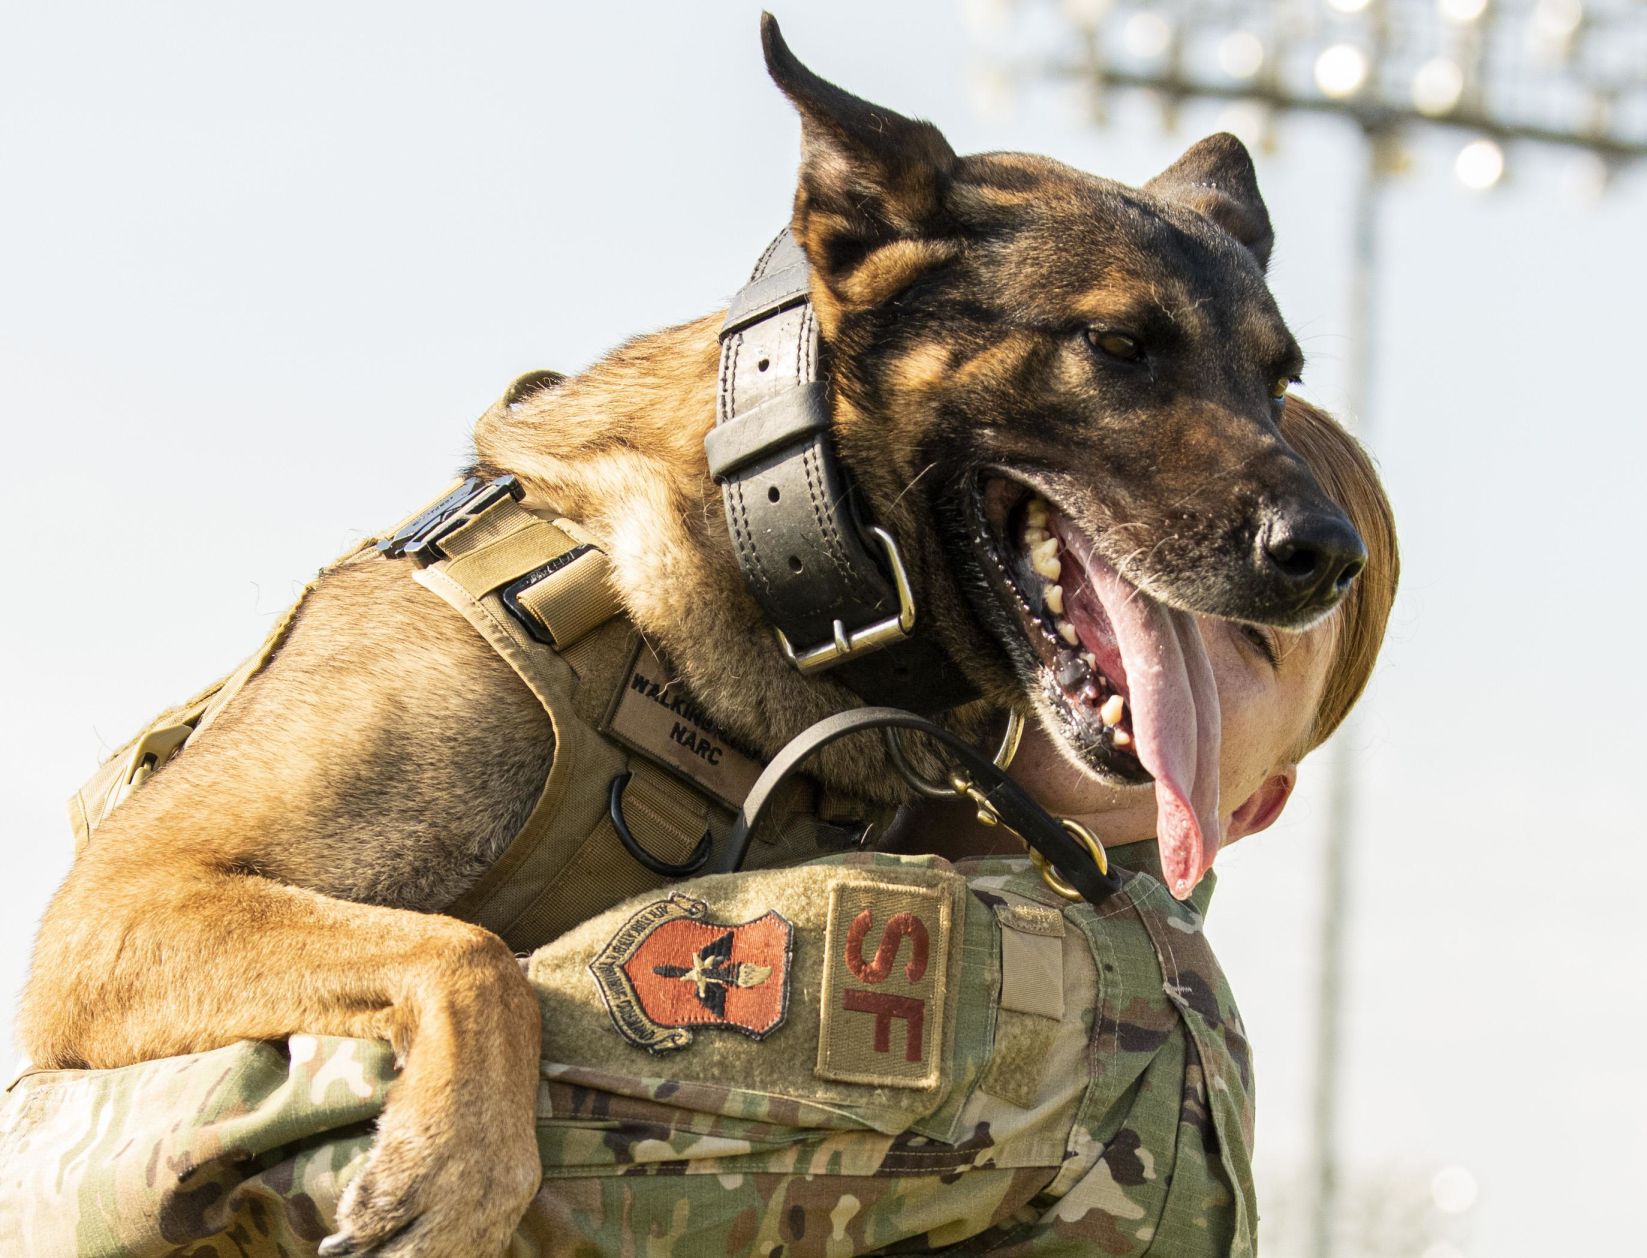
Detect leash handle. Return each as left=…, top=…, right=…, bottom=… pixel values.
left=713, top=707, right=1125, bottom=909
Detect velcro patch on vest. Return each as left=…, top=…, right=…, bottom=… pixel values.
left=816, top=880, right=951, bottom=1090
left=604, top=641, right=762, bottom=808
left=589, top=894, right=793, bottom=1053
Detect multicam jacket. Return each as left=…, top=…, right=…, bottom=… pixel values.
left=0, top=851, right=1255, bottom=1257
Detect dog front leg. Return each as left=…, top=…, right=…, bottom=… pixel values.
left=22, top=852, right=543, bottom=1258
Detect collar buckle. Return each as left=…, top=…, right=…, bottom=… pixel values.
left=772, top=526, right=916, bottom=673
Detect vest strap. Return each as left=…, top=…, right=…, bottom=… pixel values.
left=412, top=478, right=621, bottom=653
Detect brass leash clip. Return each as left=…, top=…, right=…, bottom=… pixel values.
left=941, top=767, right=1108, bottom=901
left=889, top=709, right=1109, bottom=901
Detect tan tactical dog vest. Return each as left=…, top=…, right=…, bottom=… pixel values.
left=68, top=467, right=877, bottom=954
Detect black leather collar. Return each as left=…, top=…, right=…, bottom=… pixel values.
left=708, top=230, right=978, bottom=716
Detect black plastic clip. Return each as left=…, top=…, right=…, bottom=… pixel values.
left=607, top=773, right=713, bottom=878
left=377, top=475, right=523, bottom=562
left=498, top=544, right=596, bottom=646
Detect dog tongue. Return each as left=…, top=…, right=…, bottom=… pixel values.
left=1060, top=529, right=1223, bottom=898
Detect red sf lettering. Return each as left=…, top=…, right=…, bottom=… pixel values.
left=844, top=910, right=929, bottom=984
left=840, top=989, right=925, bottom=1061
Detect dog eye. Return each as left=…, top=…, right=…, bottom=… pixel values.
left=1086, top=329, right=1144, bottom=363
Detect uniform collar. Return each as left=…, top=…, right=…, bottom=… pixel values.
left=1108, top=840, right=1219, bottom=918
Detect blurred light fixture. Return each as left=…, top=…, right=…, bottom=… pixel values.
left=1033, top=0, right=1646, bottom=170
left=1061, top=0, right=1112, bottom=23
left=1533, top=0, right=1584, bottom=42
left=1215, top=99, right=1275, bottom=150
left=1455, top=136, right=1507, bottom=186
left=961, top=0, right=1015, bottom=38
left=1122, top=11, right=1173, bottom=60
left=1440, top=0, right=1492, bottom=24
left=1566, top=149, right=1610, bottom=200
left=966, top=64, right=1016, bottom=119
left=1527, top=0, right=1584, bottom=64
left=1315, top=43, right=1371, bottom=98
left=1412, top=57, right=1467, bottom=114
left=1218, top=30, right=1266, bottom=80
left=1430, top=1165, right=1480, bottom=1214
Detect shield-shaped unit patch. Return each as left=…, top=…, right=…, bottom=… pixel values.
left=589, top=894, right=793, bottom=1052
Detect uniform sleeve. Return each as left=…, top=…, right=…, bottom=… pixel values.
left=0, top=855, right=1259, bottom=1258
left=0, top=1036, right=392, bottom=1258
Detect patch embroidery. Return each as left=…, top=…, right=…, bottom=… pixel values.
left=590, top=894, right=793, bottom=1053
left=816, top=880, right=950, bottom=1090
left=604, top=641, right=763, bottom=808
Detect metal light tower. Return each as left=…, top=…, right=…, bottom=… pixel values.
left=969, top=1, right=1647, bottom=1254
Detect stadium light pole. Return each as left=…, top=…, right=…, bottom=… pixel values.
left=972, top=1, right=1647, bottom=1253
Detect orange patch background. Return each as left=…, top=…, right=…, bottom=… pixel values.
left=623, top=911, right=790, bottom=1035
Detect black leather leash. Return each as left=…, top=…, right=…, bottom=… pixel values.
left=710, top=707, right=1125, bottom=909
left=707, top=230, right=977, bottom=716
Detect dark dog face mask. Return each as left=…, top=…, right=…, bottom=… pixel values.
left=762, top=16, right=1366, bottom=891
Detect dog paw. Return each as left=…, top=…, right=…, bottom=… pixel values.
left=319, top=1109, right=540, bottom=1258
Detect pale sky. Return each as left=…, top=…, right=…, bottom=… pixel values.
left=2, top=4, right=1642, bottom=1256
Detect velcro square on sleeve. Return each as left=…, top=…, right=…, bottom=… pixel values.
left=998, top=922, right=1065, bottom=1021
left=816, top=880, right=951, bottom=1090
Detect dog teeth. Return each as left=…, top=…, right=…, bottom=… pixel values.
left=1056, top=617, right=1079, bottom=646
left=1032, top=539, right=1062, bottom=582
left=1113, top=728, right=1133, bottom=748
left=1081, top=650, right=1096, bottom=669
left=1023, top=525, right=1048, bottom=545
left=1025, top=498, right=1049, bottom=528
left=1044, top=583, right=1064, bottom=615
left=1100, top=694, right=1125, bottom=727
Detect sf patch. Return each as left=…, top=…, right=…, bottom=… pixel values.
left=816, top=880, right=951, bottom=1090
left=590, top=893, right=793, bottom=1053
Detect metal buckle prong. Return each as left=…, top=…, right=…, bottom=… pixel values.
left=774, top=526, right=917, bottom=673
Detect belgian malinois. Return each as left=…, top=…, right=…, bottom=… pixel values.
left=21, top=15, right=1364, bottom=1257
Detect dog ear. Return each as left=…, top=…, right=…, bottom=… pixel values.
left=1145, top=133, right=1275, bottom=270
left=761, top=13, right=958, bottom=319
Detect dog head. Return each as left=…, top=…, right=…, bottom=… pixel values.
left=762, top=16, right=1366, bottom=890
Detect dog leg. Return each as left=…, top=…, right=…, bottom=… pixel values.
left=22, top=849, right=542, bottom=1258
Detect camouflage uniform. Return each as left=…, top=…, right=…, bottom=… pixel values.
left=0, top=849, right=1255, bottom=1256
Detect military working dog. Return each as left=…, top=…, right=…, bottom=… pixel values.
left=21, top=16, right=1364, bottom=1258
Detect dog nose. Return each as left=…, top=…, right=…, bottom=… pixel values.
left=1258, top=505, right=1366, bottom=610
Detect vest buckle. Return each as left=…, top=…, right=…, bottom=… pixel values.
left=377, top=474, right=523, bottom=561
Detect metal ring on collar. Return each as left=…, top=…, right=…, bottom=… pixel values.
left=885, top=706, right=1025, bottom=800
left=607, top=773, right=714, bottom=878
left=1030, top=818, right=1110, bottom=901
